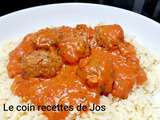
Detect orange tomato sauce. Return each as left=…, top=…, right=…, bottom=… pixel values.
left=7, top=24, right=147, bottom=120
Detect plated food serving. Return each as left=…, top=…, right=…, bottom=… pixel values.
left=0, top=3, right=160, bottom=120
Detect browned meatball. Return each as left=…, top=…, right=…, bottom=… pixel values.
left=58, top=26, right=90, bottom=64
left=77, top=48, right=113, bottom=94
left=32, top=28, right=59, bottom=49
left=21, top=50, right=62, bottom=78
left=95, top=24, right=124, bottom=50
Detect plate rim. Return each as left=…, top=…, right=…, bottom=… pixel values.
left=0, top=2, right=160, bottom=27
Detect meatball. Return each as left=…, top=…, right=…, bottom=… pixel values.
left=95, top=24, right=124, bottom=50
left=7, top=34, right=36, bottom=78
left=21, top=50, right=62, bottom=78
left=58, top=26, right=90, bottom=64
left=77, top=48, right=113, bottom=94
left=76, top=24, right=97, bottom=48
left=32, top=28, right=59, bottom=49
left=111, top=55, right=139, bottom=98
left=118, top=42, right=136, bottom=57
left=112, top=77, right=134, bottom=99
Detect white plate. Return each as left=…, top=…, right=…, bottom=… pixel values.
left=0, top=3, right=160, bottom=99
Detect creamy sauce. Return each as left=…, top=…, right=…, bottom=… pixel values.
left=12, top=65, right=99, bottom=120
left=7, top=24, right=147, bottom=120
